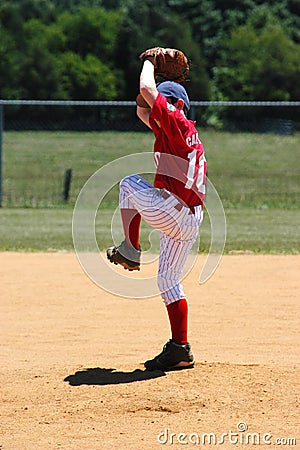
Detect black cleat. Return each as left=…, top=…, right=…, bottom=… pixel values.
left=106, top=239, right=141, bottom=271
left=144, top=340, right=195, bottom=371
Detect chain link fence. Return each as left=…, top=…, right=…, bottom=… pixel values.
left=1, top=100, right=300, bottom=132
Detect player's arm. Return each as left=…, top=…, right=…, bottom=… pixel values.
left=136, top=59, right=158, bottom=128
left=139, top=59, right=158, bottom=107
left=136, top=107, right=150, bottom=128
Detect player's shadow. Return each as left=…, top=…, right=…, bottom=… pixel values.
left=64, top=367, right=166, bottom=386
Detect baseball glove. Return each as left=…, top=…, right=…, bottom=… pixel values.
left=139, top=47, right=190, bottom=83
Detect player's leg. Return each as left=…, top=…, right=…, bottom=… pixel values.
left=119, top=174, right=199, bottom=240
left=107, top=174, right=155, bottom=270
left=107, top=173, right=203, bottom=273
left=107, top=174, right=190, bottom=270
left=144, top=233, right=198, bottom=371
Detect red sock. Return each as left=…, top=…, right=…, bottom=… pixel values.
left=166, top=299, right=188, bottom=344
left=120, top=208, right=141, bottom=249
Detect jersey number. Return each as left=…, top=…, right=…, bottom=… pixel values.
left=154, top=150, right=206, bottom=194
left=185, top=150, right=206, bottom=193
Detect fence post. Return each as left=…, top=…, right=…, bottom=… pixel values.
left=62, top=168, right=72, bottom=202
left=0, top=103, right=3, bottom=207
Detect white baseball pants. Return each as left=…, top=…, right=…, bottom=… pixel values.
left=119, top=174, right=203, bottom=305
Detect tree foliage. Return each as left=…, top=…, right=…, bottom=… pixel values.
left=215, top=16, right=300, bottom=101
left=0, top=2, right=122, bottom=100
left=0, top=0, right=300, bottom=103
left=114, top=0, right=210, bottom=100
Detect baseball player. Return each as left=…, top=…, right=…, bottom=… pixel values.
left=107, top=55, right=206, bottom=371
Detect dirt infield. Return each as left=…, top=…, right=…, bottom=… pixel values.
left=1, top=253, right=299, bottom=449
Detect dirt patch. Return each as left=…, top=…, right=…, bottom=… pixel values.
left=0, top=253, right=299, bottom=449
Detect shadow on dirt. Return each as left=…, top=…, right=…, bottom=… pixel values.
left=64, top=367, right=166, bottom=386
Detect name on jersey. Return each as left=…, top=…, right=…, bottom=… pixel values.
left=186, top=132, right=201, bottom=147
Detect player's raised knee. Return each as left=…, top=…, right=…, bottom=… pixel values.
left=120, top=174, right=139, bottom=190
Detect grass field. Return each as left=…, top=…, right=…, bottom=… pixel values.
left=0, top=130, right=299, bottom=253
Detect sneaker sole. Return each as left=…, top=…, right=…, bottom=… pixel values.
left=144, top=360, right=195, bottom=372
left=168, top=361, right=195, bottom=371
left=174, top=360, right=195, bottom=367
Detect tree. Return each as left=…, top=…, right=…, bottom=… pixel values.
left=115, top=0, right=210, bottom=100
left=57, top=8, right=122, bottom=60
left=168, top=0, right=256, bottom=72
left=215, top=18, right=300, bottom=101
left=0, top=0, right=56, bottom=25
left=13, top=8, right=122, bottom=100
left=50, top=0, right=122, bottom=12
left=58, top=52, right=118, bottom=99
left=0, top=27, right=23, bottom=98
left=1, top=0, right=300, bottom=104
left=19, top=20, right=67, bottom=99
left=168, top=0, right=300, bottom=74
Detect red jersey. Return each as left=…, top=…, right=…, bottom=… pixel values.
left=149, top=93, right=206, bottom=207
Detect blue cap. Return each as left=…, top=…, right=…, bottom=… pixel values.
left=157, top=81, right=190, bottom=110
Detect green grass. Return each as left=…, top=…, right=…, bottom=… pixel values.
left=1, top=130, right=299, bottom=253
left=2, top=131, right=153, bottom=206
left=204, top=131, right=300, bottom=209
left=3, top=130, right=300, bottom=208
left=0, top=208, right=74, bottom=251
left=0, top=206, right=299, bottom=254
